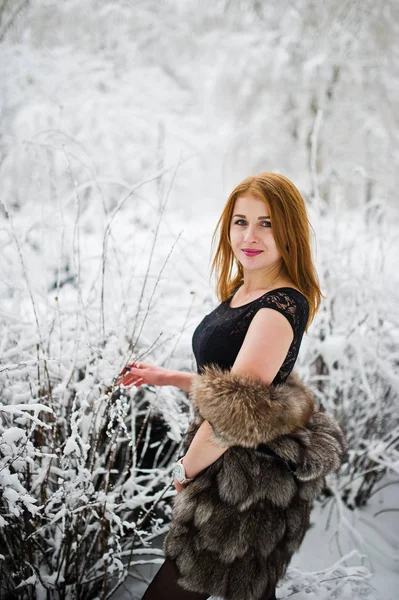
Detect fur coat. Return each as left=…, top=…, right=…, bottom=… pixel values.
left=164, top=365, right=347, bottom=600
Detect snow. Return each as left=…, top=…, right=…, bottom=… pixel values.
left=0, top=0, right=398, bottom=598
left=288, top=478, right=399, bottom=600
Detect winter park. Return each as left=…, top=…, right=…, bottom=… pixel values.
left=0, top=1, right=398, bottom=599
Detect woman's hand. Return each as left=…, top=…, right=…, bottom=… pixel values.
left=116, top=361, right=171, bottom=388
left=173, top=478, right=187, bottom=494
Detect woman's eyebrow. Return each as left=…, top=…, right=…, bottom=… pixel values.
left=232, top=214, right=270, bottom=219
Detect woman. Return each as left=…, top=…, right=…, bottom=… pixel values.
left=117, top=172, right=346, bottom=600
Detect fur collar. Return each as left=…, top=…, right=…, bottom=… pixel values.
left=189, top=364, right=315, bottom=448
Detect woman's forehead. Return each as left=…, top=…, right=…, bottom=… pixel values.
left=233, top=193, right=270, bottom=214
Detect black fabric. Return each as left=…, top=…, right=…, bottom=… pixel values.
left=141, top=557, right=277, bottom=600
left=141, top=558, right=209, bottom=600
left=192, top=288, right=309, bottom=385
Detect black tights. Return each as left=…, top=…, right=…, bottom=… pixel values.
left=141, top=558, right=277, bottom=600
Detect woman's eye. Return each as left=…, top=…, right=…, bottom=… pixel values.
left=233, top=219, right=271, bottom=228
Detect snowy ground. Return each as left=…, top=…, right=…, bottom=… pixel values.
left=288, top=479, right=399, bottom=600
left=112, top=476, right=399, bottom=600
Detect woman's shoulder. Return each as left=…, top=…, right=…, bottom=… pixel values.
left=271, top=277, right=301, bottom=294
left=263, top=283, right=309, bottom=310
left=256, top=284, right=309, bottom=331
left=272, top=285, right=307, bottom=303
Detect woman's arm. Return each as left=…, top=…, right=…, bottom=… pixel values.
left=166, top=370, right=196, bottom=393
left=116, top=364, right=226, bottom=482
left=175, top=310, right=294, bottom=480
left=167, top=372, right=228, bottom=478
left=116, top=362, right=196, bottom=393
left=166, top=369, right=228, bottom=479
left=180, top=419, right=228, bottom=479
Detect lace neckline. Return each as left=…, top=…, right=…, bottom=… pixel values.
left=226, top=287, right=306, bottom=310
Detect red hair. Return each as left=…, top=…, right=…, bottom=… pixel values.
left=210, top=172, right=323, bottom=331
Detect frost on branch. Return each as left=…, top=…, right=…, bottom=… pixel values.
left=1, top=0, right=398, bottom=597
left=0, top=350, right=185, bottom=598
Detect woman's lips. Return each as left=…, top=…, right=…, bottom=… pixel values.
left=242, top=250, right=263, bottom=256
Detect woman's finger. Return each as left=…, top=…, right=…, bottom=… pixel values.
left=119, top=374, right=144, bottom=387
left=118, top=366, right=141, bottom=380
left=120, top=375, right=137, bottom=386
left=118, top=361, right=147, bottom=376
left=125, top=368, right=145, bottom=379
left=117, top=365, right=132, bottom=377
left=115, top=361, right=152, bottom=387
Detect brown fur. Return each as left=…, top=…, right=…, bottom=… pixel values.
left=164, top=366, right=347, bottom=600
left=189, top=364, right=315, bottom=447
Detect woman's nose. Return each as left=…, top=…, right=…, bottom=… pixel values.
left=244, top=224, right=259, bottom=243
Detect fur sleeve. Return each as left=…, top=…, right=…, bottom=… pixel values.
left=188, top=364, right=315, bottom=448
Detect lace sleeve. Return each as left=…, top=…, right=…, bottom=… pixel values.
left=252, top=290, right=308, bottom=336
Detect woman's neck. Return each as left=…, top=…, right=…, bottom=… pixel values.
left=240, top=264, right=284, bottom=293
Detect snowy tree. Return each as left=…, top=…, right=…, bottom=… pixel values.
left=0, top=0, right=398, bottom=597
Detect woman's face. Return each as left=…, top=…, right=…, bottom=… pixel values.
left=229, top=193, right=283, bottom=273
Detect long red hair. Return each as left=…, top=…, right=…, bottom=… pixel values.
left=210, top=172, right=323, bottom=331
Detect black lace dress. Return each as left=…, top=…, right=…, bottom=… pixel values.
left=192, top=287, right=309, bottom=385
